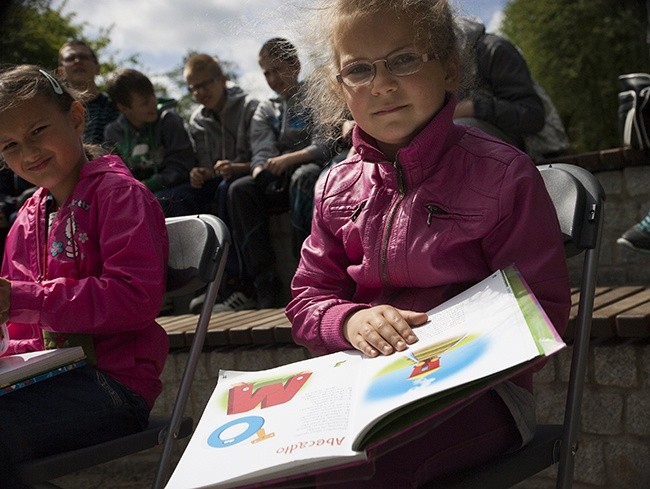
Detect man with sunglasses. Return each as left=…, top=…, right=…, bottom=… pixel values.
left=57, top=39, right=119, bottom=146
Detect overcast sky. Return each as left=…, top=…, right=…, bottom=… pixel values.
left=52, top=0, right=507, bottom=99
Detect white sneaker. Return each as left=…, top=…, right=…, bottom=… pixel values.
left=189, top=293, right=206, bottom=314
left=212, top=291, right=256, bottom=312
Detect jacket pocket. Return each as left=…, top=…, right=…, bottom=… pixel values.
left=330, top=200, right=367, bottom=222
left=424, top=203, right=484, bottom=226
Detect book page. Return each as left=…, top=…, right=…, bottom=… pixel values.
left=349, top=269, right=562, bottom=449
left=166, top=351, right=367, bottom=489
left=166, top=268, right=565, bottom=488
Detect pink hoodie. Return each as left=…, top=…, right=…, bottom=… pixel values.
left=1, top=155, right=169, bottom=408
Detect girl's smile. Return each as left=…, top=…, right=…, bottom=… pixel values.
left=0, top=94, right=87, bottom=205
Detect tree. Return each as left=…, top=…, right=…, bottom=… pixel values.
left=501, top=0, right=650, bottom=152
left=0, top=0, right=129, bottom=82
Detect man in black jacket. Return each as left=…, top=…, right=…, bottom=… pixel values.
left=454, top=18, right=545, bottom=150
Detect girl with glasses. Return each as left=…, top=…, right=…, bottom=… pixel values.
left=285, top=0, right=571, bottom=486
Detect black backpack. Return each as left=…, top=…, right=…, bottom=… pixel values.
left=618, top=73, right=650, bottom=150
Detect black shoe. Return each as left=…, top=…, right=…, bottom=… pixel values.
left=617, top=224, right=650, bottom=254
left=254, top=271, right=283, bottom=309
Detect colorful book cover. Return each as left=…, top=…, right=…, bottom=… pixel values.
left=0, top=359, right=87, bottom=396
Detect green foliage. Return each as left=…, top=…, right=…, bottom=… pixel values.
left=0, top=0, right=80, bottom=69
left=0, top=0, right=132, bottom=85
left=501, top=0, right=650, bottom=152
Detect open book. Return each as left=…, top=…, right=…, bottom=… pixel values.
left=0, top=346, right=87, bottom=396
left=166, top=267, right=565, bottom=489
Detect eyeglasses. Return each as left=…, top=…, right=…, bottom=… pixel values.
left=336, top=51, right=438, bottom=87
left=187, top=77, right=219, bottom=93
left=61, top=53, right=95, bottom=65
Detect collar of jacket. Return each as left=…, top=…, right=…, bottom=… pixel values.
left=351, top=93, right=465, bottom=190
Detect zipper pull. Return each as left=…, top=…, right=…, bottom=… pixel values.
left=393, top=160, right=405, bottom=195
left=426, top=204, right=445, bottom=226
left=350, top=201, right=366, bottom=222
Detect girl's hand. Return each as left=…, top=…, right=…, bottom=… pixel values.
left=343, top=305, right=428, bottom=357
left=0, top=277, right=10, bottom=325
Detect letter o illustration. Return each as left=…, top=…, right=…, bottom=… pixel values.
left=207, top=416, right=265, bottom=448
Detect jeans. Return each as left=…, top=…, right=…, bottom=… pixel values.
left=0, top=366, right=150, bottom=488
left=155, top=184, right=200, bottom=217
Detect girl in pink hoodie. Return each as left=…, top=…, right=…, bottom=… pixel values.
left=0, top=65, right=169, bottom=487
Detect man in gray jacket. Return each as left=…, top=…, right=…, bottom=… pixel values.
left=184, top=54, right=259, bottom=312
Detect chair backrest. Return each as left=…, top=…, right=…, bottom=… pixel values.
left=165, top=214, right=229, bottom=297
left=153, top=214, right=230, bottom=488
left=538, top=163, right=605, bottom=488
left=426, top=164, right=605, bottom=489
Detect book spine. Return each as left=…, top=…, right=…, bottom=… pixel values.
left=0, top=360, right=86, bottom=396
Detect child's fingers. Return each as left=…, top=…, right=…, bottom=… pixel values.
left=383, top=311, right=419, bottom=346
left=344, top=306, right=425, bottom=357
left=351, top=336, right=380, bottom=358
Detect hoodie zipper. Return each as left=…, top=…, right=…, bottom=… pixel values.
left=36, top=198, right=48, bottom=282
left=380, top=159, right=406, bottom=285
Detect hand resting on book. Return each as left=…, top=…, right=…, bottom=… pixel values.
left=343, top=305, right=428, bottom=357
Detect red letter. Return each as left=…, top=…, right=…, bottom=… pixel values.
left=227, top=372, right=312, bottom=415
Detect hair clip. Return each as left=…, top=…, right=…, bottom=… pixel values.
left=38, top=69, right=64, bottom=95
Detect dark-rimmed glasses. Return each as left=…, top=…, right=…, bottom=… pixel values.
left=336, top=51, right=438, bottom=87
left=187, top=77, right=219, bottom=94
left=61, top=53, right=95, bottom=65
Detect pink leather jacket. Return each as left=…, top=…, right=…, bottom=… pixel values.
left=1, top=155, right=169, bottom=408
left=286, top=97, right=570, bottom=391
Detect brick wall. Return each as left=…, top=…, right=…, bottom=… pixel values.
left=567, top=165, right=650, bottom=287
left=515, top=342, right=650, bottom=489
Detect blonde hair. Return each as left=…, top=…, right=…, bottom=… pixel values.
left=303, top=0, right=460, bottom=142
left=183, top=53, right=224, bottom=81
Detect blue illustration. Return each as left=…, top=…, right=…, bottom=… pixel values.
left=365, top=335, right=489, bottom=401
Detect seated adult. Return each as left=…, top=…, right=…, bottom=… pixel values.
left=57, top=39, right=120, bottom=146
left=228, top=38, right=334, bottom=309
left=104, top=68, right=197, bottom=217
left=455, top=18, right=569, bottom=160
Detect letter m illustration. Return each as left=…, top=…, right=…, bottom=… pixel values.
left=227, top=372, right=312, bottom=415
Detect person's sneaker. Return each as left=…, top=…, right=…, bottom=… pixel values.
left=617, top=224, right=650, bottom=254
left=188, top=293, right=206, bottom=314
left=212, top=291, right=256, bottom=312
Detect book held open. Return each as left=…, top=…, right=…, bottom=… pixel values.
left=166, top=267, right=565, bottom=489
